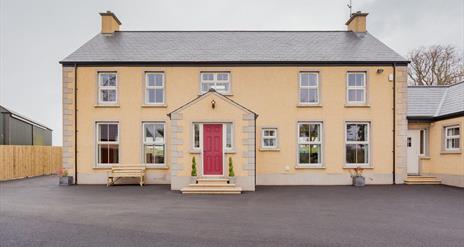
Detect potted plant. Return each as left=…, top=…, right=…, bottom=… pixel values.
left=191, top=156, right=197, bottom=184
left=58, top=168, right=73, bottom=186
left=228, top=157, right=235, bottom=184
left=351, top=166, right=365, bottom=187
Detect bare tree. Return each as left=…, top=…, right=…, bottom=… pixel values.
left=407, top=45, right=464, bottom=86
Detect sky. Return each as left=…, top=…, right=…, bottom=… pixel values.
left=0, top=0, right=463, bottom=145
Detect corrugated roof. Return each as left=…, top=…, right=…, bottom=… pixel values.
left=61, top=31, right=407, bottom=64
left=408, top=82, right=464, bottom=118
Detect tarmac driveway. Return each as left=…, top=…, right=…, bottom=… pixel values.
left=1, top=176, right=463, bottom=247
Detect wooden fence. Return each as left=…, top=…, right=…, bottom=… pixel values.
left=0, top=145, right=62, bottom=181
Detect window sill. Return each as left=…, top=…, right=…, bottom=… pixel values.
left=419, top=156, right=431, bottom=160
left=343, top=165, right=373, bottom=169
left=295, top=165, right=325, bottom=169
left=94, top=105, right=120, bottom=108
left=440, top=150, right=461, bottom=155
left=146, top=165, right=169, bottom=169
left=93, top=165, right=112, bottom=169
left=297, top=104, right=322, bottom=108
left=189, top=149, right=201, bottom=154
left=225, top=149, right=236, bottom=154
left=141, top=104, right=167, bottom=108
left=259, top=148, right=280, bottom=152
left=199, top=93, right=233, bottom=96
left=344, top=104, right=371, bottom=108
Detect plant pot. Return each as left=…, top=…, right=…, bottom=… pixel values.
left=191, top=176, right=197, bottom=184
left=228, top=177, right=236, bottom=185
left=352, top=176, right=365, bottom=187
left=59, top=176, right=73, bottom=186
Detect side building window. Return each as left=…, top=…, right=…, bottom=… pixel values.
left=98, top=72, right=118, bottom=104
left=261, top=128, right=278, bottom=149
left=200, top=72, right=231, bottom=94
left=444, top=126, right=460, bottom=151
left=145, top=73, right=165, bottom=104
left=345, top=122, right=369, bottom=166
left=347, top=72, right=366, bottom=104
left=96, top=122, right=119, bottom=165
left=299, top=72, right=319, bottom=104
left=143, top=123, right=165, bottom=166
left=298, top=122, right=322, bottom=166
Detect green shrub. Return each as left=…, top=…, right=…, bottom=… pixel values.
left=191, top=156, right=197, bottom=177
left=228, top=157, right=235, bottom=177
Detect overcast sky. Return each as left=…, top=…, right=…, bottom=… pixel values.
left=0, top=0, right=463, bottom=145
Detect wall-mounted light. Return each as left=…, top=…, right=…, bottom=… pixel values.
left=377, top=68, right=384, bottom=74
left=211, top=100, right=216, bottom=109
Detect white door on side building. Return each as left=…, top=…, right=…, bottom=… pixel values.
left=407, top=130, right=420, bottom=175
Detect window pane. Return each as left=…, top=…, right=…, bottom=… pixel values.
left=193, top=124, right=200, bottom=148
left=102, top=89, right=117, bottom=102
left=154, top=124, right=164, bottom=144
left=145, top=145, right=155, bottom=163
left=226, top=124, right=232, bottom=148
left=107, top=124, right=118, bottom=142
left=154, top=145, right=165, bottom=164
left=355, top=74, right=365, bottom=86
left=301, top=74, right=310, bottom=86
left=348, top=74, right=357, bottom=86
left=308, top=88, right=318, bottom=103
left=155, top=89, right=164, bottom=103
left=300, top=73, right=317, bottom=87
left=309, top=124, right=320, bottom=142
left=264, top=138, right=276, bottom=147
left=346, top=144, right=357, bottom=163
left=348, top=89, right=364, bottom=102
left=298, top=144, right=310, bottom=164
left=299, top=124, right=310, bottom=143
left=217, top=73, right=229, bottom=81
left=347, top=124, right=367, bottom=142
left=201, top=82, right=212, bottom=92
left=300, top=89, right=310, bottom=103
left=99, top=144, right=118, bottom=164
left=144, top=124, right=155, bottom=143
left=420, top=130, right=424, bottom=154
left=99, top=124, right=108, bottom=141
left=309, top=144, right=321, bottom=164
left=147, top=74, right=163, bottom=86
left=147, top=89, right=155, bottom=103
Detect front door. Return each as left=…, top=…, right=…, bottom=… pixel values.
left=203, top=124, right=223, bottom=175
left=407, top=130, right=420, bottom=175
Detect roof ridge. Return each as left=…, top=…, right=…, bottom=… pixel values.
left=408, top=81, right=464, bottom=88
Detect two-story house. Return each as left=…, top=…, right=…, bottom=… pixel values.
left=60, top=11, right=410, bottom=192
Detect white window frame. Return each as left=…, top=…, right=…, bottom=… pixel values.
left=299, top=72, right=319, bottom=104
left=346, top=72, right=366, bottom=104
left=200, top=72, right=231, bottom=94
left=98, top=72, right=118, bottom=104
left=142, top=122, right=166, bottom=166
left=345, top=122, right=370, bottom=166
left=96, top=122, right=119, bottom=167
left=297, top=122, right=323, bottom=167
left=192, top=123, right=202, bottom=150
left=145, top=73, right=165, bottom=105
left=261, top=128, right=278, bottom=149
left=419, top=129, right=428, bottom=156
left=444, top=125, right=460, bottom=151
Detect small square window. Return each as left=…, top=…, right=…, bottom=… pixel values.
left=262, top=128, right=278, bottom=149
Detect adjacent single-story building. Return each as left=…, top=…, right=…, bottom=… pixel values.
left=407, top=82, right=463, bottom=187
left=0, top=105, right=52, bottom=146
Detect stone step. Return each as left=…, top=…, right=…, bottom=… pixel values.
left=181, top=186, right=242, bottom=195
left=405, top=176, right=441, bottom=185
left=188, top=183, right=236, bottom=187
left=196, top=178, right=229, bottom=185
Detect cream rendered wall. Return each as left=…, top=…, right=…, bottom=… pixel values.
left=419, top=117, right=464, bottom=187
left=73, top=65, right=398, bottom=186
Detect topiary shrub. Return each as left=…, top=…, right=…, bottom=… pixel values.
left=228, top=157, right=235, bottom=177
left=191, top=156, right=197, bottom=177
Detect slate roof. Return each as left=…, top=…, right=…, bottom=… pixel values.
left=60, top=31, right=407, bottom=64
left=408, top=82, right=464, bottom=119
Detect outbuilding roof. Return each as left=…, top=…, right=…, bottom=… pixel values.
left=60, top=31, right=407, bottom=64
left=407, top=82, right=464, bottom=120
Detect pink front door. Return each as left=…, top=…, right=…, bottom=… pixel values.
left=203, top=124, right=223, bottom=175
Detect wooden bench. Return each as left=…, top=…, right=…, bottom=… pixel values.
left=107, top=165, right=146, bottom=187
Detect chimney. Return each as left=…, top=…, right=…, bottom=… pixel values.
left=99, top=11, right=121, bottom=34
left=345, top=11, right=368, bottom=32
